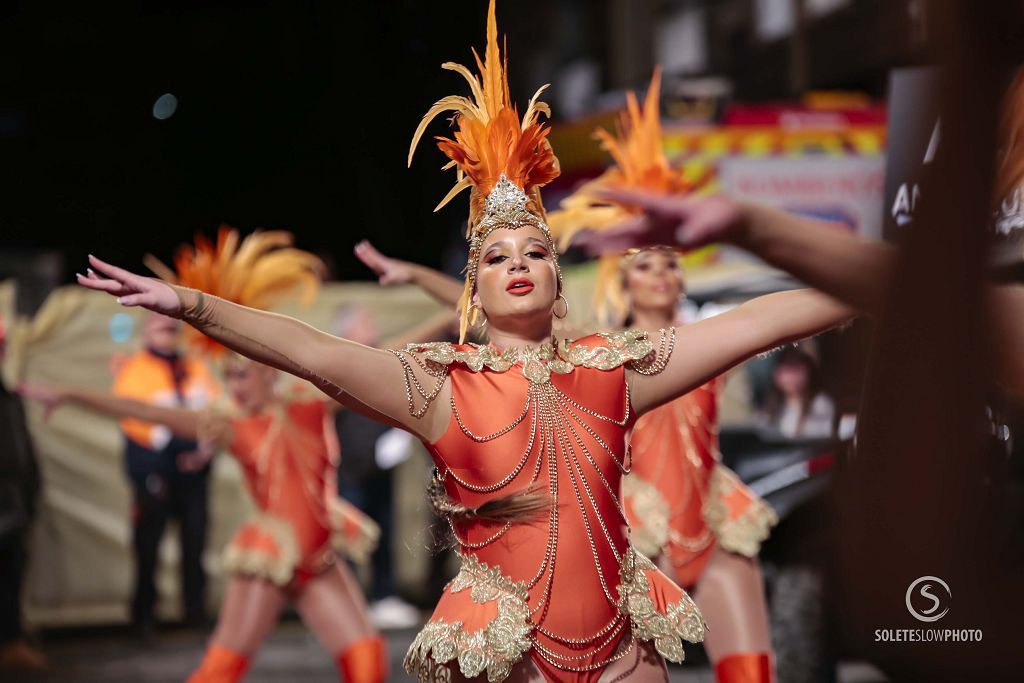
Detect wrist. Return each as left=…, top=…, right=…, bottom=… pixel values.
left=167, top=284, right=204, bottom=322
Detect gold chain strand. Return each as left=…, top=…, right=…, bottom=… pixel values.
left=444, top=394, right=539, bottom=493
left=532, top=614, right=628, bottom=659
left=555, top=417, right=619, bottom=606
left=552, top=380, right=632, bottom=427
left=630, top=326, right=676, bottom=376
left=559, top=417, right=629, bottom=526
left=452, top=389, right=532, bottom=441
left=531, top=625, right=635, bottom=672
left=388, top=349, right=447, bottom=418
left=448, top=518, right=511, bottom=549
left=555, top=415, right=624, bottom=565
left=559, top=399, right=631, bottom=474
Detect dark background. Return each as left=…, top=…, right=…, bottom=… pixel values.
left=0, top=0, right=917, bottom=287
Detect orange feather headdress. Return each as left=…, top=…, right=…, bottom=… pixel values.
left=145, top=226, right=324, bottom=357
left=408, top=0, right=561, bottom=342
left=547, top=68, right=696, bottom=325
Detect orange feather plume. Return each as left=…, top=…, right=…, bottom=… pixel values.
left=408, top=0, right=560, bottom=222
left=547, top=68, right=696, bottom=325
left=146, top=226, right=324, bottom=357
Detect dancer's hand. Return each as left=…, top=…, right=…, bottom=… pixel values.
left=15, top=383, right=64, bottom=421
left=177, top=443, right=216, bottom=472
left=573, top=190, right=745, bottom=255
left=354, top=240, right=413, bottom=286
left=78, top=255, right=182, bottom=317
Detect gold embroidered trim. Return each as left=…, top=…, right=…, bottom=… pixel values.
left=622, top=474, right=671, bottom=558
left=703, top=466, right=778, bottom=558
left=405, top=554, right=533, bottom=682
left=407, top=329, right=657, bottom=384
left=407, top=548, right=708, bottom=680
left=221, top=513, right=301, bottom=586
left=618, top=548, right=707, bottom=663
left=328, top=498, right=381, bottom=566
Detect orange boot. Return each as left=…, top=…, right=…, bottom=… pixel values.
left=186, top=644, right=250, bottom=683
left=714, top=652, right=775, bottom=683
left=335, top=636, right=388, bottom=683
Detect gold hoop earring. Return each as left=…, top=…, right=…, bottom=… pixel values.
left=469, top=302, right=487, bottom=326
left=553, top=294, right=569, bottom=319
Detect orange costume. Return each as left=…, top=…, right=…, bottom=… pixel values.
left=624, top=381, right=777, bottom=589
left=148, top=229, right=385, bottom=683
left=401, top=333, right=706, bottom=681
left=210, top=400, right=377, bottom=590
left=399, top=3, right=705, bottom=678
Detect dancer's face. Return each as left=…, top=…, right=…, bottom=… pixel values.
left=773, top=360, right=810, bottom=397
left=474, top=226, right=558, bottom=325
left=224, top=358, right=276, bottom=412
left=623, top=249, right=683, bottom=315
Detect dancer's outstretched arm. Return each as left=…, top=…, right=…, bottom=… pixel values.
left=629, top=289, right=853, bottom=414
left=354, top=240, right=464, bottom=307
left=18, top=383, right=202, bottom=440
left=584, top=190, right=895, bottom=314
left=586, top=189, right=1024, bottom=394
left=78, top=256, right=451, bottom=441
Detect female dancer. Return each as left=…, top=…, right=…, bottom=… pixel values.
left=75, top=2, right=850, bottom=679
left=356, top=68, right=782, bottom=683
left=26, top=230, right=388, bottom=683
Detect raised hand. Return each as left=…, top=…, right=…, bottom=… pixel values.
left=572, top=190, right=745, bottom=256
left=353, top=240, right=413, bottom=286
left=78, top=255, right=182, bottom=317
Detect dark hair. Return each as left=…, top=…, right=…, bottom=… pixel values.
left=762, top=347, right=822, bottom=434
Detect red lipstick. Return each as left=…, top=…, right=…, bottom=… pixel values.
left=507, top=278, right=535, bottom=295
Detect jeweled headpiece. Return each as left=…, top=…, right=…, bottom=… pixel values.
left=547, top=68, right=696, bottom=325
left=408, top=0, right=561, bottom=342
left=146, top=226, right=324, bottom=357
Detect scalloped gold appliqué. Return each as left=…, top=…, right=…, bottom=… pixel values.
left=408, top=329, right=657, bottom=385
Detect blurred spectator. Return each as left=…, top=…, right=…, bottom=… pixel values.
left=0, top=315, right=47, bottom=670
left=333, top=305, right=419, bottom=630
left=112, top=313, right=219, bottom=635
left=759, top=346, right=836, bottom=439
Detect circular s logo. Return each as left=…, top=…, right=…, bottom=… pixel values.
left=906, top=576, right=951, bottom=622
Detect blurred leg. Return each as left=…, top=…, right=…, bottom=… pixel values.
left=186, top=575, right=287, bottom=682
left=294, top=564, right=384, bottom=682
left=692, top=548, right=774, bottom=682
left=176, top=473, right=210, bottom=624
left=295, top=563, right=375, bottom=651
left=131, top=479, right=168, bottom=629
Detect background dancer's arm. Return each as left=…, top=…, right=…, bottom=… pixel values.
left=354, top=239, right=464, bottom=307
left=79, top=256, right=452, bottom=441
left=18, top=384, right=201, bottom=440
left=629, top=289, right=853, bottom=414
left=592, top=190, right=1024, bottom=395
left=590, top=189, right=895, bottom=314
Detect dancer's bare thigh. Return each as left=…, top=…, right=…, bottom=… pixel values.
left=294, top=563, right=375, bottom=653
left=209, top=575, right=288, bottom=655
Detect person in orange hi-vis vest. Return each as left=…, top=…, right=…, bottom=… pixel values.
left=113, top=308, right=220, bottom=633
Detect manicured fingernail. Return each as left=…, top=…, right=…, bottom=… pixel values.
left=115, top=297, right=123, bottom=305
